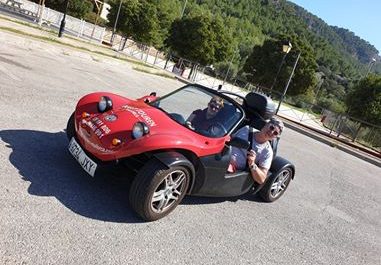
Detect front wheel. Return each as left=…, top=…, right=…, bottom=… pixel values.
left=259, top=167, right=293, bottom=202
left=129, top=159, right=190, bottom=221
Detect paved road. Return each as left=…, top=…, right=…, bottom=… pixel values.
left=0, top=29, right=380, bottom=265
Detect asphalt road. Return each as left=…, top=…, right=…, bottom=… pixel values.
left=0, top=29, right=380, bottom=265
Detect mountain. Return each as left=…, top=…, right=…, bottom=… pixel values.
left=289, top=2, right=379, bottom=68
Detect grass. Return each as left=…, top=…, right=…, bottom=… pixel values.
left=132, top=66, right=175, bottom=79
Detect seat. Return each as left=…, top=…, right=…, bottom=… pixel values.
left=243, top=91, right=279, bottom=157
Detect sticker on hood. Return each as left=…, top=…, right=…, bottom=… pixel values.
left=122, top=105, right=157, bottom=127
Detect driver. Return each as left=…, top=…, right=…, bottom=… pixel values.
left=186, top=96, right=225, bottom=133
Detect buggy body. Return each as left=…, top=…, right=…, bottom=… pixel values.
left=67, top=84, right=295, bottom=221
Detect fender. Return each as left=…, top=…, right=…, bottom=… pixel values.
left=153, top=151, right=196, bottom=193
left=270, top=156, right=295, bottom=179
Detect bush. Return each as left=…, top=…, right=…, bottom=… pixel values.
left=317, top=97, right=346, bottom=113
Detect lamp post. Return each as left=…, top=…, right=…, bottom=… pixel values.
left=276, top=51, right=301, bottom=114
left=270, top=41, right=292, bottom=94
left=111, top=0, right=123, bottom=45
left=58, top=0, right=70, bottom=38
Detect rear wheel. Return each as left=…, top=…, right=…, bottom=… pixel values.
left=260, top=167, right=292, bottom=202
left=66, top=112, right=75, bottom=140
left=129, top=159, right=190, bottom=221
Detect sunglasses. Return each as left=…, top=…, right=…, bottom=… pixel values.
left=269, top=125, right=280, bottom=136
left=209, top=102, right=222, bottom=110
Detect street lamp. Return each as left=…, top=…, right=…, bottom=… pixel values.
left=275, top=51, right=301, bottom=114
left=58, top=0, right=70, bottom=37
left=270, top=40, right=292, bottom=93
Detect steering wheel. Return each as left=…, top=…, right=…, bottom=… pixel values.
left=207, top=122, right=227, bottom=137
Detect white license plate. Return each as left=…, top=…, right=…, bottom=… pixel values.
left=68, top=137, right=97, bottom=177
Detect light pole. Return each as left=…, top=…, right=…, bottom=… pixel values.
left=276, top=51, right=301, bottom=114
left=58, top=0, right=70, bottom=37
left=111, top=0, right=123, bottom=45
left=270, top=41, right=292, bottom=93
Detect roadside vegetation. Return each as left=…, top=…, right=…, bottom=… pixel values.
left=21, top=0, right=381, bottom=126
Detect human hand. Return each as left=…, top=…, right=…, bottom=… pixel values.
left=247, top=149, right=256, bottom=166
left=185, top=121, right=195, bottom=130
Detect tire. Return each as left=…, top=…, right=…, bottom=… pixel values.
left=129, top=159, right=190, bottom=221
left=66, top=112, right=75, bottom=140
left=259, top=167, right=293, bottom=202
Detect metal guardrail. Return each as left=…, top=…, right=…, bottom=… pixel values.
left=0, top=0, right=106, bottom=42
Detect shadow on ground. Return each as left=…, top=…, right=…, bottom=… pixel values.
left=0, top=129, right=265, bottom=223
left=0, top=129, right=142, bottom=223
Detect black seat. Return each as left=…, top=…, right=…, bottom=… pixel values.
left=243, top=92, right=279, bottom=157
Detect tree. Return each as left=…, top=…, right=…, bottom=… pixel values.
left=346, top=75, right=381, bottom=125
left=30, top=0, right=92, bottom=19
left=107, top=0, right=179, bottom=48
left=107, top=0, right=159, bottom=46
left=242, top=35, right=318, bottom=96
left=165, top=13, right=234, bottom=65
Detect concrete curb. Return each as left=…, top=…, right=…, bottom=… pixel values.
left=279, top=116, right=381, bottom=167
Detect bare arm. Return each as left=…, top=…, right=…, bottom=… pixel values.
left=247, top=150, right=268, bottom=184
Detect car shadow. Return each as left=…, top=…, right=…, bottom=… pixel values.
left=0, top=129, right=143, bottom=223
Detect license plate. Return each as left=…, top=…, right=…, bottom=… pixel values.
left=68, top=137, right=97, bottom=177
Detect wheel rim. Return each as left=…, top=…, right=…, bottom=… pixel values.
left=270, top=168, right=291, bottom=199
left=151, top=170, right=186, bottom=213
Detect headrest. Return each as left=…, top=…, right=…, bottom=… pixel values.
left=244, top=92, right=276, bottom=120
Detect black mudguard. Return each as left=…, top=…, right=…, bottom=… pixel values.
left=153, top=151, right=196, bottom=192
left=270, top=156, right=295, bottom=178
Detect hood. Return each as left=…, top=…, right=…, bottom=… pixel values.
left=78, top=99, right=190, bottom=150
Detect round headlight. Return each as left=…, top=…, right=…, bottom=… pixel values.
left=132, top=122, right=149, bottom=139
left=98, top=96, right=113, bottom=113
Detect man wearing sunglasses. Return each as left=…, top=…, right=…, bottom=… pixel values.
left=228, top=117, right=284, bottom=184
left=186, top=96, right=225, bottom=133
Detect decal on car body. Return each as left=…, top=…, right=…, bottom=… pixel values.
left=83, top=116, right=111, bottom=139
left=121, top=105, right=157, bottom=127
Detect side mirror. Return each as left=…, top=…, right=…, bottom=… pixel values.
left=228, top=137, right=250, bottom=150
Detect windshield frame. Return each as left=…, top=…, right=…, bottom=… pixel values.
left=149, top=84, right=246, bottom=137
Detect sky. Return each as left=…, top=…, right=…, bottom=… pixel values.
left=288, top=0, right=381, bottom=54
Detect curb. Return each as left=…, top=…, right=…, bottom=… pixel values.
left=279, top=116, right=381, bottom=167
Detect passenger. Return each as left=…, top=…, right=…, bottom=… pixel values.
left=186, top=96, right=225, bottom=133
left=228, top=117, right=284, bottom=184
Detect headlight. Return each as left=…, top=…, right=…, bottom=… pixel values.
left=132, top=122, right=150, bottom=139
left=98, top=96, right=113, bottom=113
